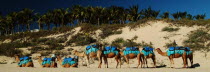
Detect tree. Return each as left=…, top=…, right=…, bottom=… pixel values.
left=141, top=7, right=160, bottom=19
left=160, top=12, right=169, bottom=19
left=187, top=14, right=193, bottom=20
left=194, top=14, right=206, bottom=20
left=172, top=12, right=179, bottom=20
left=17, top=8, right=34, bottom=31
left=128, top=5, right=140, bottom=22
left=6, top=12, right=18, bottom=34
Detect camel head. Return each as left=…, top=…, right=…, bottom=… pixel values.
left=14, top=54, right=20, bottom=62
left=72, top=50, right=78, bottom=55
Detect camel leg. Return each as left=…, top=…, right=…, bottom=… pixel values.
left=145, top=57, right=148, bottom=68
left=169, top=56, right=174, bottom=68
left=182, top=55, right=188, bottom=68
left=115, top=56, right=119, bottom=68
left=189, top=54, right=193, bottom=67
left=85, top=55, right=90, bottom=68
left=140, top=55, right=145, bottom=68
left=152, top=55, right=156, bottom=68
left=97, top=54, right=102, bottom=68
left=124, top=56, right=130, bottom=68
left=103, top=56, right=108, bottom=68
left=137, top=54, right=141, bottom=68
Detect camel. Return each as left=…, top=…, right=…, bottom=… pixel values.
left=14, top=55, right=34, bottom=67
left=103, top=46, right=121, bottom=68
left=56, top=56, right=78, bottom=68
left=81, top=44, right=103, bottom=68
left=121, top=47, right=144, bottom=68
left=37, top=56, right=57, bottom=68
left=141, top=47, right=156, bottom=68
left=156, top=48, right=193, bottom=68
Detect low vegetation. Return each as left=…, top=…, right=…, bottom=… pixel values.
left=162, top=27, right=180, bottom=32
left=67, top=33, right=96, bottom=46
left=183, top=29, right=210, bottom=51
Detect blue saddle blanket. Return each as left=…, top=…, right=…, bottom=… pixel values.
left=103, top=46, right=118, bottom=55
left=125, top=47, right=138, bottom=51
left=18, top=59, right=32, bottom=66
left=167, top=50, right=192, bottom=56
left=42, top=58, right=52, bottom=65
left=86, top=45, right=99, bottom=54
left=62, top=58, right=76, bottom=65
left=142, top=47, right=154, bottom=56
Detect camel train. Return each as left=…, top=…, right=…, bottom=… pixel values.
left=15, top=44, right=193, bottom=68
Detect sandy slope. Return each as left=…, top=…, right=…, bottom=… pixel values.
left=0, top=21, right=209, bottom=72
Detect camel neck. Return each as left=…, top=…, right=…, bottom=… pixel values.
left=156, top=48, right=167, bottom=56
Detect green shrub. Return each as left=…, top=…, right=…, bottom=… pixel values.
left=0, top=43, right=23, bottom=57
left=52, top=26, right=74, bottom=33
left=162, top=27, right=180, bottom=32
left=67, top=33, right=96, bottom=46
left=40, top=51, right=51, bottom=56
left=99, top=24, right=124, bottom=39
left=80, top=23, right=99, bottom=33
left=183, top=29, right=210, bottom=50
left=30, top=46, right=45, bottom=54
left=112, top=38, right=125, bottom=43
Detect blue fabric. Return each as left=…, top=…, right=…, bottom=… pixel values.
left=62, top=58, right=76, bottom=65
left=105, top=46, right=111, bottom=51
left=85, top=47, right=99, bottom=54
left=123, top=50, right=140, bottom=55
left=125, top=47, right=132, bottom=51
left=131, top=47, right=138, bottom=51
left=92, top=45, right=97, bottom=48
left=141, top=50, right=154, bottom=56
left=111, top=46, right=117, bottom=51
left=23, top=56, right=29, bottom=60
left=103, top=46, right=118, bottom=55
left=143, top=47, right=154, bottom=51
left=42, top=60, right=52, bottom=65
left=86, top=46, right=91, bottom=50
left=43, top=58, right=47, bottom=61
left=18, top=59, right=32, bottom=66
left=167, top=50, right=192, bottom=56
left=186, top=47, right=190, bottom=51
left=103, top=50, right=119, bottom=55
left=47, top=58, right=52, bottom=61
left=20, top=57, right=24, bottom=61
left=42, top=58, right=52, bottom=65
left=169, top=47, right=175, bottom=50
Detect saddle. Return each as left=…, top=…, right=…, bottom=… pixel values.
left=86, top=44, right=98, bottom=50
left=20, top=56, right=30, bottom=61
left=169, top=46, right=190, bottom=51
left=105, top=46, right=117, bottom=51
left=125, top=47, right=138, bottom=51
left=143, top=47, right=154, bottom=51
left=64, top=58, right=73, bottom=62
left=43, top=58, right=52, bottom=61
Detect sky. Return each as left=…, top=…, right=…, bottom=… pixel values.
left=0, top=0, right=209, bottom=18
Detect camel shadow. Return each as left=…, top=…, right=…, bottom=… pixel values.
left=156, top=65, right=167, bottom=68
left=190, top=63, right=200, bottom=68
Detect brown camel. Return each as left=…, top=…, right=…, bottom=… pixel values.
left=121, top=49, right=143, bottom=68
left=56, top=56, right=78, bottom=68
left=14, top=55, right=34, bottom=67
left=156, top=48, right=193, bottom=68
left=141, top=48, right=156, bottom=68
left=103, top=47, right=121, bottom=68
left=37, top=56, right=57, bottom=68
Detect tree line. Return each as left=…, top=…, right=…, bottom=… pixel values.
left=0, top=5, right=206, bottom=36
